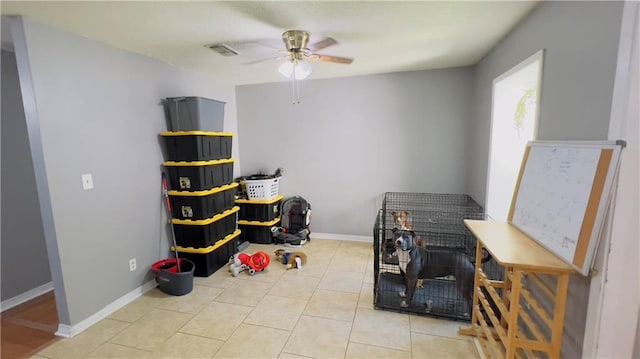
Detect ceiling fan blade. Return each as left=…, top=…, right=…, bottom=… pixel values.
left=307, top=37, right=338, bottom=52
left=309, top=54, right=354, bottom=65
left=255, top=39, right=285, bottom=51
left=241, top=56, right=283, bottom=65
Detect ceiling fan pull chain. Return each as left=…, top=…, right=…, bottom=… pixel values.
left=291, top=76, right=301, bottom=104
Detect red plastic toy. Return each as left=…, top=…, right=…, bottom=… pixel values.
left=229, top=251, right=271, bottom=276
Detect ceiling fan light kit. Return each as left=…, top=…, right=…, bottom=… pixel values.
left=278, top=58, right=313, bottom=80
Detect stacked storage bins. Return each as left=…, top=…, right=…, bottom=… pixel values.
left=235, top=195, right=284, bottom=245
left=162, top=131, right=240, bottom=277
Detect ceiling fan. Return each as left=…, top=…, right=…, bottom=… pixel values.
left=279, top=30, right=353, bottom=65
left=209, top=30, right=352, bottom=103
left=238, top=30, right=354, bottom=79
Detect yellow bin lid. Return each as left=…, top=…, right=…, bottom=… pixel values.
left=161, top=131, right=234, bottom=137
left=235, top=194, right=284, bottom=205
left=169, top=182, right=238, bottom=197
left=163, top=158, right=234, bottom=167
left=172, top=206, right=239, bottom=225
left=172, top=229, right=241, bottom=254
left=237, top=217, right=281, bottom=226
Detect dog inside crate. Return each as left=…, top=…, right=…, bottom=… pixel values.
left=378, top=228, right=473, bottom=320
left=374, top=192, right=502, bottom=321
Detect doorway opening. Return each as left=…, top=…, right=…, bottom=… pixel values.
left=486, top=50, right=544, bottom=221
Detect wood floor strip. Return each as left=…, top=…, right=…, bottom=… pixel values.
left=1, top=292, right=59, bottom=359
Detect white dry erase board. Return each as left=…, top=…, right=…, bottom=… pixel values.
left=507, top=141, right=624, bottom=276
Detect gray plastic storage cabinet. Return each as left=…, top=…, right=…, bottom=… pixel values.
left=163, top=97, right=226, bottom=132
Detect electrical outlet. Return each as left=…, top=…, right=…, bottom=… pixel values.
left=129, top=258, right=137, bottom=272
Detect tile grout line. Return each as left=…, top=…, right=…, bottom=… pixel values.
left=104, top=287, right=219, bottom=356
left=214, top=252, right=294, bottom=358
left=341, top=241, right=372, bottom=358
left=276, top=240, right=340, bottom=358
left=347, top=338, right=413, bottom=355
left=86, top=341, right=154, bottom=356
left=210, top=280, right=269, bottom=357
left=277, top=244, right=326, bottom=358
left=343, top=276, right=367, bottom=358
left=33, top=240, right=479, bottom=358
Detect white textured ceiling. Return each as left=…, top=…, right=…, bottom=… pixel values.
left=1, top=1, right=539, bottom=86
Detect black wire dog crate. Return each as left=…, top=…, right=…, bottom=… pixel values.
left=373, top=192, right=502, bottom=321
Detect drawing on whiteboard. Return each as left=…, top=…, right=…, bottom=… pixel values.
left=511, top=146, right=601, bottom=263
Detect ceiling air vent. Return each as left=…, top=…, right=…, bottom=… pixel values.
left=207, top=43, right=238, bottom=57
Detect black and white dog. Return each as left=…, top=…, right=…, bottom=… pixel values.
left=393, top=228, right=476, bottom=313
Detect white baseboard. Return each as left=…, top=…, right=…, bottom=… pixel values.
left=311, top=232, right=372, bottom=243
left=55, top=279, right=157, bottom=338
left=1, top=282, right=53, bottom=312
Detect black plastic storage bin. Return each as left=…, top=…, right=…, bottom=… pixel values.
left=169, top=183, right=238, bottom=220
left=173, top=230, right=240, bottom=277
left=164, top=159, right=234, bottom=191
left=161, top=131, right=233, bottom=162
left=163, top=97, right=226, bottom=132
left=238, top=218, right=280, bottom=244
left=173, top=207, right=239, bottom=248
left=235, top=195, right=283, bottom=222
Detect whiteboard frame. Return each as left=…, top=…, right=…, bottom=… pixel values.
left=508, top=140, right=624, bottom=276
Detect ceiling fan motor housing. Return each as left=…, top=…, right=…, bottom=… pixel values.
left=282, top=30, right=310, bottom=53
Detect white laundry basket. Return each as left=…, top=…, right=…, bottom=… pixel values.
left=244, top=177, right=280, bottom=200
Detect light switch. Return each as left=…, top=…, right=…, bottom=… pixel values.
left=82, top=174, right=94, bottom=190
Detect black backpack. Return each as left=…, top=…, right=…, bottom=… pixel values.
left=271, top=196, right=311, bottom=246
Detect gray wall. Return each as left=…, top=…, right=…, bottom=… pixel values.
left=20, top=18, right=238, bottom=326
left=635, top=309, right=640, bottom=359
left=1, top=49, right=51, bottom=301
left=468, top=1, right=623, bottom=206
left=236, top=68, right=474, bottom=236
left=467, top=1, right=624, bottom=358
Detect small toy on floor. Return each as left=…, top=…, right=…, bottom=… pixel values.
left=229, top=251, right=270, bottom=276
left=228, top=254, right=248, bottom=277
left=274, top=249, right=307, bottom=269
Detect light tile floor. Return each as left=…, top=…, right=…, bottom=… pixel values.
left=33, top=239, right=480, bottom=359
